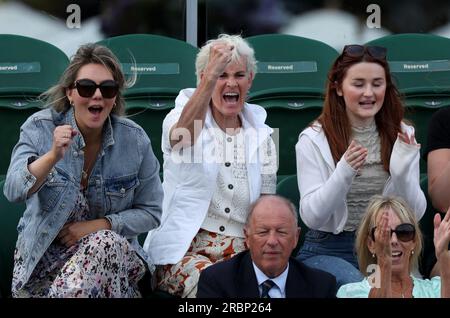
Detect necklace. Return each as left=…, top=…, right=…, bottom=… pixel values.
left=81, top=146, right=99, bottom=186
left=393, top=277, right=411, bottom=298
left=81, top=169, right=91, bottom=181
left=81, top=157, right=96, bottom=183
left=81, top=159, right=95, bottom=191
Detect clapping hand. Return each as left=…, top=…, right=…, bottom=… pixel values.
left=344, top=140, right=368, bottom=172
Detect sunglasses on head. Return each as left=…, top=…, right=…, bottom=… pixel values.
left=370, top=223, right=415, bottom=242
left=73, top=79, right=119, bottom=99
left=343, top=45, right=387, bottom=60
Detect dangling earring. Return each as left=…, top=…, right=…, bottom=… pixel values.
left=411, top=250, right=414, bottom=255
left=371, top=252, right=376, bottom=258
left=70, top=100, right=74, bottom=107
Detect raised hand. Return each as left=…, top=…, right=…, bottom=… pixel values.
left=434, top=207, right=450, bottom=297
left=373, top=211, right=392, bottom=265
left=434, top=207, right=450, bottom=261
left=344, top=140, right=368, bottom=171
left=203, top=43, right=234, bottom=81
left=51, top=125, right=77, bottom=161
left=367, top=211, right=393, bottom=297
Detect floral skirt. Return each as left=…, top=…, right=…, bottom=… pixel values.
left=13, top=230, right=146, bottom=298
left=155, top=229, right=246, bottom=298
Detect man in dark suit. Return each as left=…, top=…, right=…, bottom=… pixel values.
left=197, top=195, right=337, bottom=298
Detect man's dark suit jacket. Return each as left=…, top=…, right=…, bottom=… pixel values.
left=197, top=251, right=337, bottom=298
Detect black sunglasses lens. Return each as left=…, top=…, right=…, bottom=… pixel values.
left=76, top=79, right=96, bottom=97
left=75, top=79, right=118, bottom=98
left=370, top=224, right=415, bottom=242
left=344, top=45, right=365, bottom=57
left=395, top=224, right=415, bottom=242
left=367, top=46, right=387, bottom=59
left=343, top=45, right=386, bottom=60
left=99, top=81, right=119, bottom=98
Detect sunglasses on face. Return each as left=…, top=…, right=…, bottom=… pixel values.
left=370, top=223, right=415, bottom=242
left=342, top=45, right=387, bottom=60
left=73, top=79, right=119, bottom=99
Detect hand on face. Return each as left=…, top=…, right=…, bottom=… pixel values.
left=51, top=125, right=78, bottom=161
left=373, top=211, right=392, bottom=265
left=397, top=132, right=420, bottom=147
left=344, top=140, right=368, bottom=172
left=204, top=43, right=234, bottom=80
left=434, top=207, right=450, bottom=261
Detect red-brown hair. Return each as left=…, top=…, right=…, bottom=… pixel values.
left=317, top=48, right=404, bottom=171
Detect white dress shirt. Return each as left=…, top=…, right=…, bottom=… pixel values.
left=252, top=262, right=289, bottom=298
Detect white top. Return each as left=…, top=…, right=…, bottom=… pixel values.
left=253, top=262, right=289, bottom=298
left=337, top=276, right=442, bottom=298
left=201, top=120, right=276, bottom=237
left=144, top=88, right=277, bottom=265
left=295, top=121, right=426, bottom=233
left=200, top=125, right=250, bottom=237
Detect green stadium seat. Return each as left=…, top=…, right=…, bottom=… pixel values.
left=0, top=179, right=25, bottom=297
left=246, top=34, right=339, bottom=176
left=97, top=34, right=198, bottom=168
left=366, top=34, right=450, bottom=173
left=276, top=174, right=309, bottom=255
left=0, top=34, right=69, bottom=176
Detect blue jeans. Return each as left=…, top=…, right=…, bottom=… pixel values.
left=296, top=230, right=363, bottom=288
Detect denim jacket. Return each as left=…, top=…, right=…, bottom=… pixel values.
left=3, top=107, right=163, bottom=286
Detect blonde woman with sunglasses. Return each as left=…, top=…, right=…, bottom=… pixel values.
left=337, top=196, right=450, bottom=298
left=3, top=43, right=163, bottom=297
left=295, top=45, right=426, bottom=287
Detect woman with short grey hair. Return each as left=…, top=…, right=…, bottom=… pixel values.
left=144, top=34, right=277, bottom=298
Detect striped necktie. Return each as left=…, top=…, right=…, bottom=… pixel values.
left=260, top=279, right=275, bottom=298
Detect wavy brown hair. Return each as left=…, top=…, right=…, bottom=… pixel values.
left=317, top=47, right=404, bottom=171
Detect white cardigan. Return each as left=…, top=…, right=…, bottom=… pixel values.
left=296, top=122, right=426, bottom=234
left=144, top=88, right=273, bottom=265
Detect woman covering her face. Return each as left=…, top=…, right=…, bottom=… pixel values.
left=338, top=196, right=450, bottom=298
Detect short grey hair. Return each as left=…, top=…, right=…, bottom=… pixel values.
left=195, top=34, right=257, bottom=85
left=245, top=195, right=298, bottom=228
